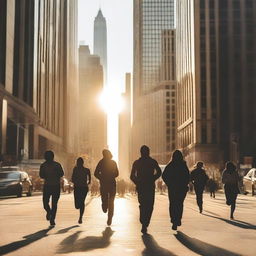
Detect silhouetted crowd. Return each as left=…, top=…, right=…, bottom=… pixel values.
left=39, top=146, right=240, bottom=233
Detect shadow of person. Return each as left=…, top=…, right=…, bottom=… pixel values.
left=174, top=231, right=242, bottom=256
left=202, top=213, right=256, bottom=230
left=55, top=225, right=79, bottom=234
left=0, top=227, right=54, bottom=255
left=57, top=227, right=114, bottom=253
left=141, top=234, right=178, bottom=256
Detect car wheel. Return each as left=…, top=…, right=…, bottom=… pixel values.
left=27, top=188, right=32, bottom=197
left=17, top=190, right=22, bottom=197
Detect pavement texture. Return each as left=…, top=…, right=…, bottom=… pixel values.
left=0, top=192, right=256, bottom=256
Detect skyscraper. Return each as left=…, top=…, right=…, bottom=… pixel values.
left=132, top=0, right=176, bottom=164
left=94, top=9, right=107, bottom=85
left=176, top=0, right=256, bottom=168
left=79, top=45, right=107, bottom=169
left=0, top=0, right=79, bottom=174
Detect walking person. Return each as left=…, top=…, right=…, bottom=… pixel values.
left=190, top=162, right=209, bottom=213
left=222, top=162, right=240, bottom=219
left=130, top=145, right=162, bottom=234
left=94, top=149, right=119, bottom=226
left=162, top=150, right=190, bottom=231
left=40, top=151, right=64, bottom=226
left=71, top=157, right=91, bottom=224
left=207, top=178, right=217, bottom=198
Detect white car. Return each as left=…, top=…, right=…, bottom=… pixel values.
left=243, top=168, right=256, bottom=196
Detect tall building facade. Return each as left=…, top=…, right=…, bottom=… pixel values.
left=132, top=0, right=176, bottom=164
left=119, top=73, right=132, bottom=178
left=176, top=0, right=256, bottom=169
left=0, top=0, right=79, bottom=175
left=79, top=45, right=107, bottom=169
left=93, top=9, right=107, bottom=85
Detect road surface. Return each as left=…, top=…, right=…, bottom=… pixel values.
left=0, top=192, right=255, bottom=256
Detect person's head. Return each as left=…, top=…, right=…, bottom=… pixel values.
left=102, top=149, right=112, bottom=159
left=171, top=150, right=184, bottom=162
left=196, top=161, right=204, bottom=169
left=44, top=151, right=54, bottom=162
left=76, top=157, right=84, bottom=168
left=140, top=145, right=150, bottom=157
left=225, top=161, right=236, bottom=172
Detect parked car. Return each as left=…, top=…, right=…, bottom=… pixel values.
left=243, top=168, right=256, bottom=196
left=0, top=170, right=33, bottom=197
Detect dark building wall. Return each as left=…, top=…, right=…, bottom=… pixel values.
left=0, top=0, right=7, bottom=86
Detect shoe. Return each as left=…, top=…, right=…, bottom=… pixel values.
left=177, top=221, right=181, bottom=226
left=78, top=217, right=82, bottom=224
left=107, top=218, right=112, bottom=226
left=46, top=211, right=51, bottom=221
left=172, top=224, right=177, bottom=230
left=102, top=204, right=108, bottom=213
left=199, top=206, right=203, bottom=213
left=141, top=225, right=147, bottom=234
left=230, top=215, right=234, bottom=220
left=50, top=219, right=56, bottom=226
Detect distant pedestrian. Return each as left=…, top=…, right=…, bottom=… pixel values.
left=40, top=151, right=64, bottom=226
left=207, top=178, right=217, bottom=198
left=162, top=150, right=190, bottom=231
left=130, top=145, right=162, bottom=234
left=190, top=162, right=209, bottom=213
left=94, top=149, right=119, bottom=226
left=222, top=162, right=240, bottom=219
left=71, top=157, right=91, bottom=224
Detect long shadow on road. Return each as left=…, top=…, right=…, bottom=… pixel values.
left=0, top=227, right=54, bottom=255
left=174, top=231, right=242, bottom=256
left=141, top=234, right=178, bottom=256
left=57, top=227, right=114, bottom=253
left=203, top=213, right=256, bottom=230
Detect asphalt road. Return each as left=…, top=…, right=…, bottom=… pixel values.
left=0, top=192, right=255, bottom=256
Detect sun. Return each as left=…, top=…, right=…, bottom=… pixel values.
left=98, top=86, right=124, bottom=161
left=99, top=87, right=124, bottom=115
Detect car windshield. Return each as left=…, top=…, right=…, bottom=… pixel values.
left=0, top=172, right=20, bottom=180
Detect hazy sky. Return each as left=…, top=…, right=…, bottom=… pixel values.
left=78, top=0, right=133, bottom=92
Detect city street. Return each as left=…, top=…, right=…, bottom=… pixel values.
left=0, top=192, right=255, bottom=256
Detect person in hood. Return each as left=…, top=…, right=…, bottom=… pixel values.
left=130, top=145, right=162, bottom=234
left=40, top=150, right=64, bottom=226
left=190, top=162, right=209, bottom=213
left=162, top=150, right=189, bottom=230
left=94, top=149, right=119, bottom=226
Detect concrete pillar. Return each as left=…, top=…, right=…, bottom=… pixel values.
left=1, top=99, right=7, bottom=155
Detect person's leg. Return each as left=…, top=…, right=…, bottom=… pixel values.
left=43, top=186, right=51, bottom=220
left=100, top=185, right=108, bottom=213
left=50, top=186, right=61, bottom=225
left=176, top=190, right=187, bottom=226
left=79, top=188, right=88, bottom=223
left=195, top=188, right=203, bottom=213
left=137, top=187, right=148, bottom=233
left=230, top=193, right=237, bottom=219
left=107, top=185, right=116, bottom=225
left=74, top=187, right=80, bottom=209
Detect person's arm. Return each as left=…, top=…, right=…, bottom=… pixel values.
left=88, top=169, right=91, bottom=185
left=39, top=164, right=45, bottom=179
left=162, top=166, right=169, bottom=184
left=190, top=171, right=194, bottom=183
left=184, top=163, right=190, bottom=185
left=114, top=162, right=119, bottom=178
left=94, top=161, right=101, bottom=180
left=130, top=161, right=137, bottom=185
left=154, top=161, right=162, bottom=181
left=222, top=171, right=227, bottom=184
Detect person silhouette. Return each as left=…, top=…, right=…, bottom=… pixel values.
left=162, top=150, right=189, bottom=230
left=190, top=162, right=209, bottom=213
left=71, top=157, right=91, bottom=224
left=39, top=151, right=64, bottom=226
left=222, top=161, right=240, bottom=219
left=130, top=145, right=162, bottom=234
left=94, top=149, right=119, bottom=226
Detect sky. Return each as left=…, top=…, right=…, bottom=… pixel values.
left=78, top=0, right=133, bottom=161
left=78, top=0, right=133, bottom=92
